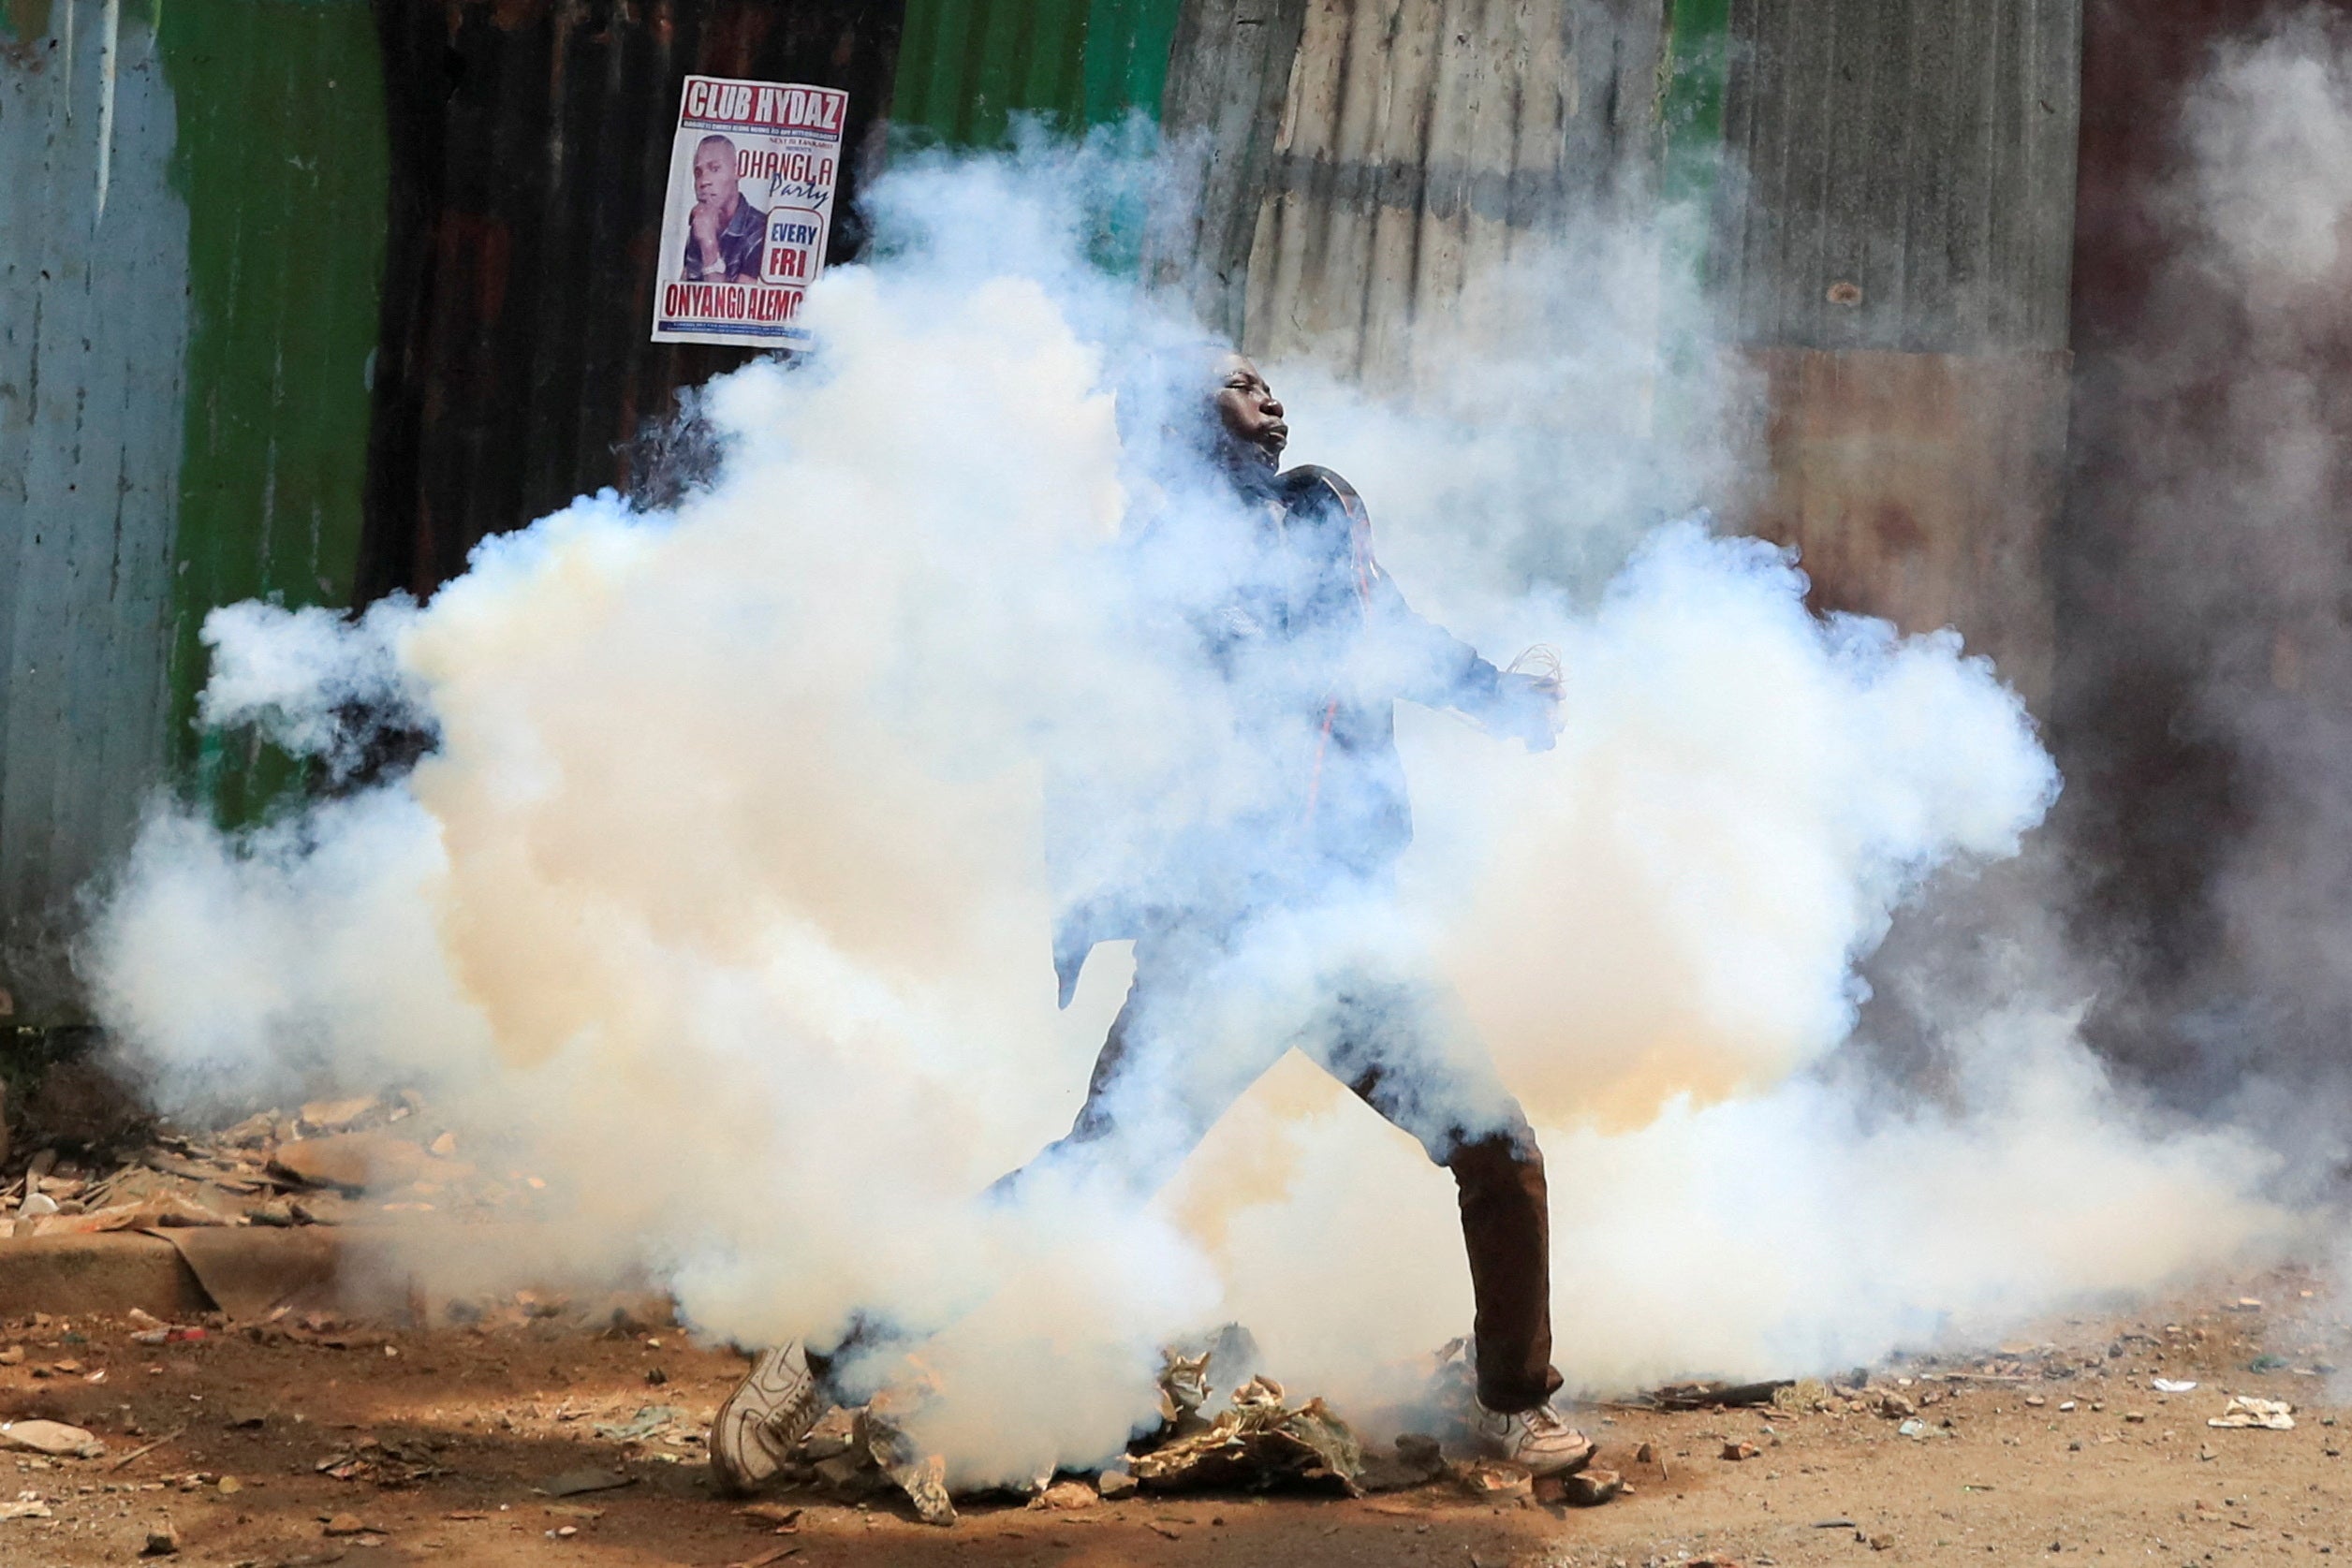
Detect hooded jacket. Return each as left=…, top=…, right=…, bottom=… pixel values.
left=1047, top=465, right=1546, bottom=1004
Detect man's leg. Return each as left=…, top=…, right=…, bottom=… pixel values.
left=1304, top=975, right=1582, bottom=1468
left=994, top=917, right=1280, bottom=1202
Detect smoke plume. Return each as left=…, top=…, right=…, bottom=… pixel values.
left=85, top=130, right=2294, bottom=1482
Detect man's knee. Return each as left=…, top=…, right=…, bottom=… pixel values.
left=1445, top=1121, right=1546, bottom=1198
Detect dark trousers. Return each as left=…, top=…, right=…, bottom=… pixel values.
left=998, top=916, right=1563, bottom=1414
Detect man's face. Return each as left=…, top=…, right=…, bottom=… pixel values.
left=694, top=139, right=740, bottom=208
left=1213, top=353, right=1287, bottom=469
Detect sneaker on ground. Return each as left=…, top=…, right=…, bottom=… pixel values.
left=710, top=1340, right=826, bottom=1496
left=1471, top=1399, right=1595, bottom=1476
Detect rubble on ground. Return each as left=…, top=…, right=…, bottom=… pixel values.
left=1, top=1091, right=549, bottom=1238
left=1130, top=1374, right=1364, bottom=1496
left=760, top=1331, right=1584, bottom=1524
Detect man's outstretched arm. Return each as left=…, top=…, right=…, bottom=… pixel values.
left=1368, top=578, right=1559, bottom=750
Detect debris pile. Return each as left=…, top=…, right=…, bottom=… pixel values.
left=3, top=1093, right=549, bottom=1237
left=746, top=1331, right=1619, bottom=1526
left=1129, top=1374, right=1364, bottom=1496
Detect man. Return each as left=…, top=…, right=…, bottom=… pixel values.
left=681, top=134, right=768, bottom=284
left=711, top=352, right=1588, bottom=1490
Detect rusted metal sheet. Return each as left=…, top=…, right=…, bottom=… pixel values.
left=1712, top=0, right=2081, bottom=354
left=1738, top=346, right=2068, bottom=701
left=1231, top=0, right=1663, bottom=388
left=358, top=0, right=904, bottom=604
left=1701, top=0, right=2080, bottom=704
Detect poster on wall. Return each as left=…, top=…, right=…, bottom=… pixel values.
left=651, top=75, right=845, bottom=347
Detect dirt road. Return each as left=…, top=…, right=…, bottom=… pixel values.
left=0, top=1268, right=2342, bottom=1567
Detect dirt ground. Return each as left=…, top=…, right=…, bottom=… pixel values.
left=0, top=1266, right=2343, bottom=1568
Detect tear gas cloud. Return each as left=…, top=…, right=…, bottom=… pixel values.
left=87, top=132, right=2293, bottom=1481
left=2045, top=7, right=2352, bottom=1315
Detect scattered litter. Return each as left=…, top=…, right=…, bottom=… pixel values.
left=0, top=1501, right=52, bottom=1520
left=738, top=1502, right=802, bottom=1531
left=1157, top=1348, right=1213, bottom=1431
left=0, top=1419, right=104, bottom=1458
left=857, top=1393, right=955, bottom=1525
left=1455, top=1459, right=1533, bottom=1502
left=1358, top=1432, right=1446, bottom=1493
left=592, top=1405, right=684, bottom=1443
left=726, top=1546, right=801, bottom=1568
left=1896, top=1419, right=1948, bottom=1441
left=1029, top=1480, right=1098, bottom=1511
left=2248, top=1355, right=2288, bottom=1372
left=300, top=1096, right=380, bottom=1134
left=1815, top=1517, right=1859, bottom=1529
left=2208, top=1397, right=2295, bottom=1430
left=110, top=1428, right=187, bottom=1471
left=1648, top=1379, right=1793, bottom=1411
left=1721, top=1441, right=1760, bottom=1460
left=316, top=1437, right=446, bottom=1486
left=1130, top=1376, right=1363, bottom=1497
left=537, top=1467, right=636, bottom=1498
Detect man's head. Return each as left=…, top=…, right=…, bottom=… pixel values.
left=693, top=135, right=742, bottom=209
left=1211, top=352, right=1286, bottom=471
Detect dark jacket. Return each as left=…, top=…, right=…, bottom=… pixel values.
left=682, top=196, right=769, bottom=282
left=1048, top=465, right=1542, bottom=1004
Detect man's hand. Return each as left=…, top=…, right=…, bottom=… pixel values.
left=690, top=201, right=724, bottom=275
left=1497, top=668, right=1562, bottom=752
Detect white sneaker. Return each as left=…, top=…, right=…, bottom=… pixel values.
left=710, top=1341, right=825, bottom=1495
left=1471, top=1399, right=1594, bottom=1476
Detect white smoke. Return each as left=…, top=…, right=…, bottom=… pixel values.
left=85, top=136, right=2290, bottom=1484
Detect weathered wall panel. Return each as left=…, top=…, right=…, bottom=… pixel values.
left=359, top=1, right=904, bottom=605
left=1706, top=0, right=2082, bottom=701
left=2, top=0, right=390, bottom=1018
left=1234, top=0, right=1665, bottom=388
left=1712, top=0, right=2081, bottom=353
left=892, top=0, right=1180, bottom=148
left=161, top=0, right=390, bottom=819
left=1, top=0, right=189, bottom=1018
left=894, top=0, right=1092, bottom=145
left=1151, top=0, right=1310, bottom=338
left=1744, top=347, right=2068, bottom=701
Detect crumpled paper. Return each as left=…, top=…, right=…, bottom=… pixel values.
left=1130, top=1375, right=1365, bottom=1496
left=2208, top=1396, right=2295, bottom=1430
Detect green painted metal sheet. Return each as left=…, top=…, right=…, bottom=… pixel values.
left=155, top=0, right=387, bottom=825
left=891, top=0, right=1179, bottom=147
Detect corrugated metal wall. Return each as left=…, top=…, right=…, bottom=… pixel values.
left=1712, top=0, right=2080, bottom=355
left=891, top=0, right=1180, bottom=148
left=1, top=0, right=186, bottom=1020
left=164, top=0, right=390, bottom=819
left=359, top=0, right=904, bottom=604
left=1160, top=0, right=1665, bottom=389
left=1711, top=0, right=2082, bottom=701
left=2, top=0, right=388, bottom=1019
